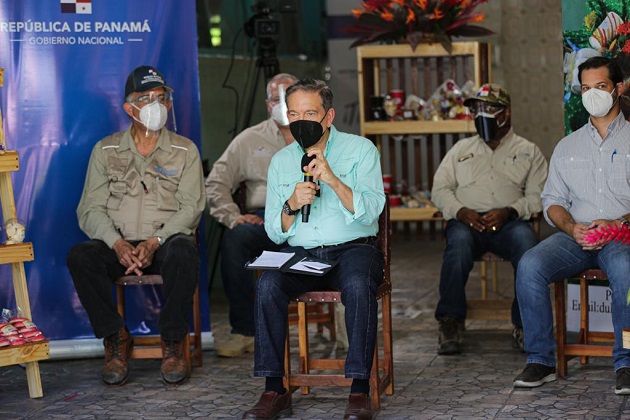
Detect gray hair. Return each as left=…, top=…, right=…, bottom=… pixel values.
left=285, top=79, right=333, bottom=112
left=266, top=73, right=299, bottom=98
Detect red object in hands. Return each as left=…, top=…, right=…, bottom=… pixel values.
left=585, top=224, right=630, bottom=245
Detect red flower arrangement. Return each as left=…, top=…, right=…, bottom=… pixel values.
left=584, top=223, right=630, bottom=304
left=617, top=21, right=630, bottom=54
left=345, top=0, right=495, bottom=52
left=584, top=224, right=630, bottom=246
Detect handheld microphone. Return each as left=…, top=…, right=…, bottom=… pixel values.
left=301, top=153, right=316, bottom=223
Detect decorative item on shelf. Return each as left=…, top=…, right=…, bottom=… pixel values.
left=345, top=0, right=494, bottom=52
left=404, top=94, right=426, bottom=119
left=4, top=218, right=26, bottom=245
left=383, top=95, right=399, bottom=121
left=423, top=79, right=474, bottom=121
left=382, top=174, right=393, bottom=193
left=401, top=190, right=435, bottom=208
left=401, top=107, right=415, bottom=120
left=389, top=194, right=402, bottom=207
left=0, top=308, right=46, bottom=346
left=388, top=89, right=404, bottom=110
left=369, top=95, right=388, bottom=120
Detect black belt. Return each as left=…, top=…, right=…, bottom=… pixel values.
left=316, top=236, right=377, bottom=249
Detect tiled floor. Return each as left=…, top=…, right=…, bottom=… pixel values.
left=2, top=228, right=630, bottom=419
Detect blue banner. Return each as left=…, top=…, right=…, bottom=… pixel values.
left=0, top=1, right=208, bottom=340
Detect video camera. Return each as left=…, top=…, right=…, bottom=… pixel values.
left=244, top=2, right=280, bottom=42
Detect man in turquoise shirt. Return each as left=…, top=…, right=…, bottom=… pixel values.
left=242, top=79, right=385, bottom=420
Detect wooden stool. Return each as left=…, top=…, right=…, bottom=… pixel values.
left=554, top=269, right=613, bottom=378
left=115, top=274, right=203, bottom=367
left=479, top=253, right=502, bottom=299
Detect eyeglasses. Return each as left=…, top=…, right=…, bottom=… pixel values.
left=468, top=103, right=505, bottom=116
left=130, top=93, right=172, bottom=106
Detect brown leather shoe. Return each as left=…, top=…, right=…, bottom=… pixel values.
left=160, top=339, right=191, bottom=385
left=343, top=393, right=373, bottom=420
left=102, top=327, right=133, bottom=385
left=242, top=391, right=292, bottom=419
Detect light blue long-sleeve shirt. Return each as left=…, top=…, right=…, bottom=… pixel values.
left=264, top=125, right=385, bottom=248
left=542, top=111, right=630, bottom=226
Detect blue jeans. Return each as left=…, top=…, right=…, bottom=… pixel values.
left=220, top=209, right=283, bottom=336
left=253, top=239, right=384, bottom=379
left=435, top=219, right=539, bottom=326
left=517, top=232, right=630, bottom=370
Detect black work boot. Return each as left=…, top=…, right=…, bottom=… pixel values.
left=437, top=316, right=462, bottom=355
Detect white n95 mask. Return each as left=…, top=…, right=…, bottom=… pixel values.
left=271, top=102, right=289, bottom=126
left=582, top=87, right=615, bottom=117
left=132, top=100, right=168, bottom=132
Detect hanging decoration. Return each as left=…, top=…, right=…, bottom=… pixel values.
left=563, top=0, right=630, bottom=134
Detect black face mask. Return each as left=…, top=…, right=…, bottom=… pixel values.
left=289, top=112, right=327, bottom=150
left=474, top=113, right=499, bottom=142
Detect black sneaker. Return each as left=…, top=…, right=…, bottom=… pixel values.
left=513, top=363, right=556, bottom=388
left=437, top=317, right=461, bottom=355
left=512, top=326, right=525, bottom=353
left=615, top=367, right=630, bottom=395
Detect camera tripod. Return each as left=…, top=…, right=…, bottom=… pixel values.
left=240, top=39, right=280, bottom=132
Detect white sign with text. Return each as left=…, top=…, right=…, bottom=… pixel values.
left=566, top=283, right=613, bottom=333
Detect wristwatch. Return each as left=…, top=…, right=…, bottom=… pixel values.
left=282, top=200, right=300, bottom=216
left=619, top=216, right=630, bottom=228
left=155, top=236, right=164, bottom=246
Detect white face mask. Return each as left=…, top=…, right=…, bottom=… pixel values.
left=132, top=100, right=168, bottom=131
left=582, top=87, right=616, bottom=117
left=271, top=102, right=289, bottom=126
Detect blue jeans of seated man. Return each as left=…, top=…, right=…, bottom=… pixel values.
left=221, top=208, right=284, bottom=337
left=517, top=232, right=630, bottom=371
left=253, top=239, right=384, bottom=379
left=434, top=219, right=539, bottom=327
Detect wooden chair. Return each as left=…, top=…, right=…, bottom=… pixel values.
left=283, top=201, right=393, bottom=410
left=115, top=274, right=203, bottom=368
left=478, top=212, right=542, bottom=299
left=554, top=268, right=614, bottom=377
left=440, top=213, right=541, bottom=302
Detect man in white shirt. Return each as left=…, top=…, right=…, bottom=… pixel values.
left=205, top=73, right=297, bottom=357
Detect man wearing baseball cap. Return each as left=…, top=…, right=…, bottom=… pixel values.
left=431, top=83, right=548, bottom=355
left=67, top=65, right=205, bottom=385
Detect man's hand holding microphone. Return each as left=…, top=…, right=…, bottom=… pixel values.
left=287, top=148, right=334, bottom=223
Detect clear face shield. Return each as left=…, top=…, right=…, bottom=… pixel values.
left=468, top=102, right=506, bottom=142
left=468, top=101, right=506, bottom=119
left=269, top=84, right=289, bottom=126
left=128, top=90, right=177, bottom=135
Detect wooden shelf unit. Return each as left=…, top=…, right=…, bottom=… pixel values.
left=356, top=42, right=491, bottom=222
left=0, top=68, right=48, bottom=398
